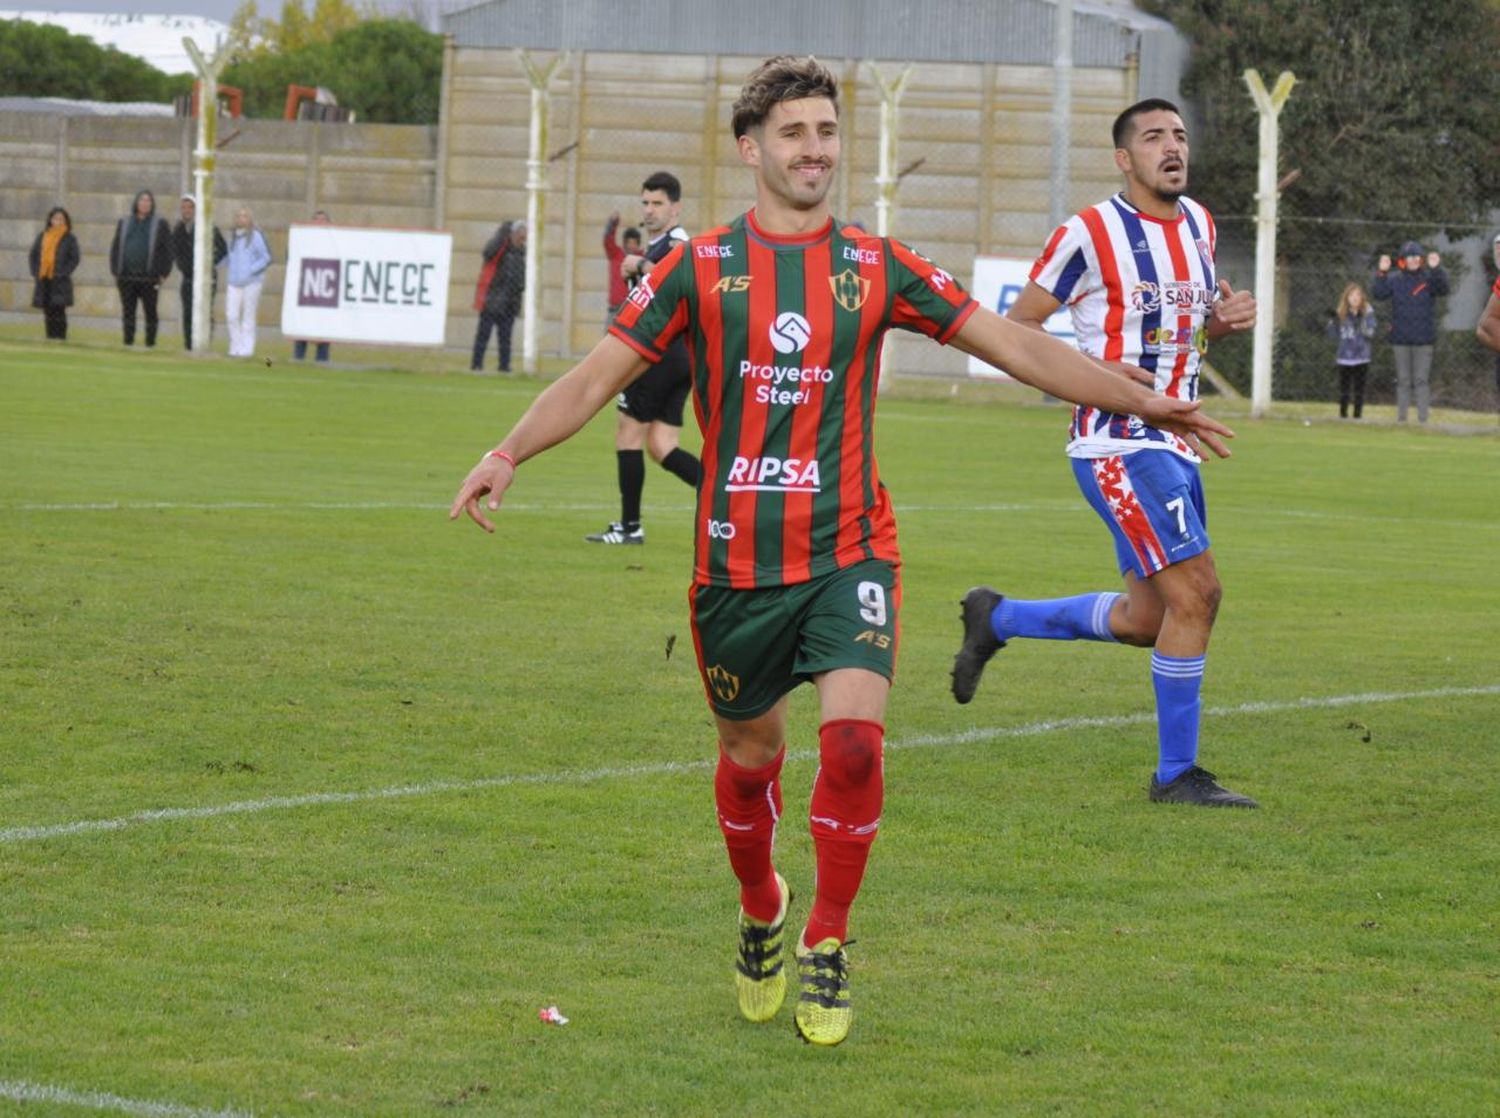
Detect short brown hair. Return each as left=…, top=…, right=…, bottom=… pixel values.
left=731, top=55, right=839, bottom=139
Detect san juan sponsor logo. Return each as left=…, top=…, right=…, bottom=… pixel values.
left=725, top=455, right=822, bottom=493
left=1130, top=280, right=1212, bottom=314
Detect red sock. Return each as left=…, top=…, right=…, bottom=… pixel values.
left=804, top=719, right=883, bottom=948
left=714, top=745, right=784, bottom=923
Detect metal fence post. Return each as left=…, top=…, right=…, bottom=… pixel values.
left=1243, top=68, right=1296, bottom=417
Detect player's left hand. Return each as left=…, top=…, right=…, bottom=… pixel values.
left=1210, top=279, right=1256, bottom=333
left=449, top=453, right=516, bottom=533
left=1138, top=396, right=1235, bottom=460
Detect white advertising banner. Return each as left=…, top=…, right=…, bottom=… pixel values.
left=966, top=256, right=1077, bottom=379
left=280, top=225, right=452, bottom=346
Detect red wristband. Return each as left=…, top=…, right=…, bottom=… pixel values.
left=486, top=449, right=517, bottom=470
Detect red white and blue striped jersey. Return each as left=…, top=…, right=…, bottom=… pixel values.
left=1029, top=192, right=1218, bottom=462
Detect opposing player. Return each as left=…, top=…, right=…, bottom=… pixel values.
left=950, top=98, right=1259, bottom=809
left=585, top=171, right=701, bottom=544
left=451, top=62, right=1233, bottom=1046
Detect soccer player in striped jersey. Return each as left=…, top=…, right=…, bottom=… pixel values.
left=950, top=98, right=1260, bottom=809
left=451, top=62, right=1233, bottom=1046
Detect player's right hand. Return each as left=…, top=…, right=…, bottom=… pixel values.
left=449, top=453, right=516, bottom=533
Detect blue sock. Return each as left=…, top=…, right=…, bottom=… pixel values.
left=991, top=593, right=1121, bottom=643
left=1152, top=652, right=1205, bottom=783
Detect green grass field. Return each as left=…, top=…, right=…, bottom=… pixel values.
left=2, top=335, right=1497, bottom=1116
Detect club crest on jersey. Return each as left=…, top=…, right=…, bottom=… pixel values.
left=830, top=268, right=871, bottom=312
left=706, top=663, right=740, bottom=703
left=769, top=311, right=812, bottom=354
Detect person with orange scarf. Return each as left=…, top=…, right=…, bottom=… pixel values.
left=28, top=206, right=80, bottom=340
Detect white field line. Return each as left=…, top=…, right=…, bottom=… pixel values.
left=3, top=685, right=1496, bottom=847
left=0, top=1079, right=254, bottom=1118
left=6, top=499, right=1497, bottom=532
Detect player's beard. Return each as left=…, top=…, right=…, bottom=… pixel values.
left=767, top=159, right=834, bottom=211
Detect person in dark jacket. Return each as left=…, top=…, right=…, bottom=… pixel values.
left=109, top=189, right=174, bottom=347
left=1372, top=240, right=1449, bottom=424
left=1326, top=282, right=1376, bottom=418
left=28, top=206, right=80, bottom=341
left=471, top=220, right=527, bottom=373
left=171, top=193, right=227, bottom=351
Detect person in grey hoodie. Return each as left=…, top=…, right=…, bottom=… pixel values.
left=1372, top=240, right=1449, bottom=423
left=1326, top=282, right=1376, bottom=418
left=108, top=189, right=174, bottom=347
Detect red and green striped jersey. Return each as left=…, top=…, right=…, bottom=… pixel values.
left=609, top=209, right=976, bottom=589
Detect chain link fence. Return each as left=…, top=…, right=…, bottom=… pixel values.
left=1211, top=215, right=1499, bottom=414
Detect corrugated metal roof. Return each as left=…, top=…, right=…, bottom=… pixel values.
left=443, top=0, right=1179, bottom=70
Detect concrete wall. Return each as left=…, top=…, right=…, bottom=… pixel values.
left=3, top=50, right=1138, bottom=370
left=0, top=112, right=437, bottom=341
left=442, top=47, right=1136, bottom=373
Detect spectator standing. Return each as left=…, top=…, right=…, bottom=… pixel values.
left=601, top=210, right=642, bottom=317
left=108, top=189, right=173, bottom=347
left=1372, top=241, right=1449, bottom=424
left=1327, top=282, right=1376, bottom=419
left=293, top=210, right=334, bottom=363
left=28, top=206, right=80, bottom=341
left=171, top=193, right=227, bottom=351
left=225, top=206, right=273, bottom=358
left=470, top=220, right=526, bottom=373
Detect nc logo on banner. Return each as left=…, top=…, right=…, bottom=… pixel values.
left=298, top=258, right=341, bottom=307
left=769, top=311, right=812, bottom=354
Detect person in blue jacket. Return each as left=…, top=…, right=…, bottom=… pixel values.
left=225, top=206, right=273, bottom=358
left=1372, top=241, right=1448, bottom=424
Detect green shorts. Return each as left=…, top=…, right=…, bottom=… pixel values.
left=687, top=559, right=901, bottom=720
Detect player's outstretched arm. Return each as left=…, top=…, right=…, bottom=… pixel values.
left=952, top=304, right=1235, bottom=458
left=449, top=334, right=650, bottom=532
left=1476, top=293, right=1500, bottom=354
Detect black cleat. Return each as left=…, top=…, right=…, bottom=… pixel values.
left=950, top=586, right=1005, bottom=704
left=1148, top=765, right=1259, bottom=808
left=585, top=521, right=644, bottom=545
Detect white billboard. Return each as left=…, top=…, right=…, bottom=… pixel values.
left=966, top=256, right=1077, bottom=380
left=280, top=225, right=452, bottom=346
